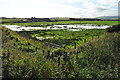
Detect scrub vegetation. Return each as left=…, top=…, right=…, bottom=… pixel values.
left=1, top=21, right=120, bottom=79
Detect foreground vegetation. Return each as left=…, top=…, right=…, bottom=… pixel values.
left=2, top=25, right=120, bottom=79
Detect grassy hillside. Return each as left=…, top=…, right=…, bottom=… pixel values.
left=68, top=32, right=120, bottom=78
left=1, top=25, right=120, bottom=79
left=2, top=26, right=55, bottom=78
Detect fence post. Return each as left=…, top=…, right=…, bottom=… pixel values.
left=74, top=42, right=76, bottom=49
left=47, top=50, right=50, bottom=59
left=58, top=57, right=60, bottom=67
left=42, top=50, right=45, bottom=55
left=98, top=35, right=99, bottom=38
left=55, top=52, right=57, bottom=57
left=92, top=36, right=94, bottom=40
left=84, top=39, right=86, bottom=42
left=63, top=45, right=65, bottom=49
left=65, top=52, right=67, bottom=64
left=35, top=47, right=37, bottom=52
left=65, top=52, right=67, bottom=57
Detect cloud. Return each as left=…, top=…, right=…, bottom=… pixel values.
left=0, top=0, right=119, bottom=18
left=96, top=7, right=108, bottom=11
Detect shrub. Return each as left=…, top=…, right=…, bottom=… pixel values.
left=107, top=25, right=120, bottom=32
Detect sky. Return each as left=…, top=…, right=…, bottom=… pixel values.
left=0, top=0, right=119, bottom=18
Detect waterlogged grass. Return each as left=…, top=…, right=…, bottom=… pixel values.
left=18, top=29, right=106, bottom=48
left=3, top=21, right=118, bottom=26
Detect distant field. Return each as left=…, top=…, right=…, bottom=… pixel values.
left=50, top=18, right=70, bottom=21
left=2, top=21, right=119, bottom=27
left=1, top=18, right=26, bottom=23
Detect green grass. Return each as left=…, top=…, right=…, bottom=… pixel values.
left=2, top=18, right=27, bottom=23
left=50, top=17, right=70, bottom=21
left=2, top=26, right=56, bottom=78
left=73, top=32, right=120, bottom=78
left=2, top=25, right=120, bottom=79
left=18, top=29, right=106, bottom=48
left=2, top=21, right=118, bottom=26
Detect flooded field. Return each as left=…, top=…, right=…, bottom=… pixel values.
left=3, top=24, right=110, bottom=31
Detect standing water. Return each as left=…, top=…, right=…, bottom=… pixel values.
left=3, top=24, right=110, bottom=31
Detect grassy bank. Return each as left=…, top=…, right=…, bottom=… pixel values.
left=2, top=26, right=120, bottom=79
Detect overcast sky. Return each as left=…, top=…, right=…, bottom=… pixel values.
left=0, top=0, right=119, bottom=18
